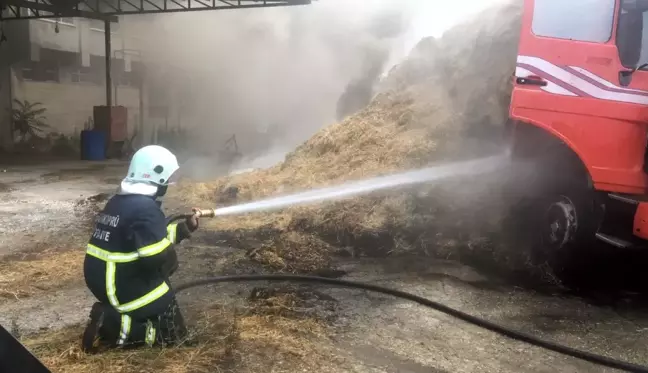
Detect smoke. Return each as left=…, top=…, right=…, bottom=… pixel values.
left=119, top=0, right=508, bottom=178
left=118, top=1, right=413, bottom=177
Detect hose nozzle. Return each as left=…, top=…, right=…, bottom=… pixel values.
left=193, top=208, right=216, bottom=218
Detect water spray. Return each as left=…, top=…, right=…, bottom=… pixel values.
left=186, top=155, right=506, bottom=219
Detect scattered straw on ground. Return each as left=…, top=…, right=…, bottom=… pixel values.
left=0, top=202, right=99, bottom=300
left=237, top=315, right=328, bottom=359
left=23, top=297, right=333, bottom=373
left=23, top=305, right=235, bottom=373
left=0, top=250, right=84, bottom=300
left=234, top=289, right=335, bottom=372
left=245, top=231, right=337, bottom=272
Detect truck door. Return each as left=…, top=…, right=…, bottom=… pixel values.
left=511, top=0, right=648, bottom=194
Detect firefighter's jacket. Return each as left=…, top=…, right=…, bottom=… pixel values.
left=84, top=194, right=191, bottom=315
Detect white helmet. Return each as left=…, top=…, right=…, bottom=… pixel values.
left=125, top=145, right=179, bottom=186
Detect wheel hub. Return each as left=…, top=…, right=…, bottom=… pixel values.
left=542, top=196, right=578, bottom=250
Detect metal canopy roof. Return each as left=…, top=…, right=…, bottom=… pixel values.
left=0, top=0, right=312, bottom=21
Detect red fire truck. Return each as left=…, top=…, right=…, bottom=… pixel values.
left=508, top=0, right=648, bottom=271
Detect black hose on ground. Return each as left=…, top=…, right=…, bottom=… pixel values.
left=176, top=274, right=648, bottom=373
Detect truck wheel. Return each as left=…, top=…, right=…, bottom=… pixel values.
left=503, top=155, right=600, bottom=284
left=533, top=182, right=598, bottom=280
left=542, top=196, right=577, bottom=252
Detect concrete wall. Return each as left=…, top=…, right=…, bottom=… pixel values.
left=11, top=69, right=142, bottom=137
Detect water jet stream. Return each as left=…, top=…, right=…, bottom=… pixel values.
left=212, top=155, right=507, bottom=217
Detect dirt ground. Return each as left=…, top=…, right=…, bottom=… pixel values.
left=0, top=161, right=124, bottom=256
left=2, top=161, right=648, bottom=373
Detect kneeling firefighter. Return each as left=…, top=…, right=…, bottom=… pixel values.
left=81, top=145, right=199, bottom=353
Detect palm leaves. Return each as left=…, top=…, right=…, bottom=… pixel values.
left=10, top=99, right=49, bottom=142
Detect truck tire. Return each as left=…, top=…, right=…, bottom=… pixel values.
left=502, top=150, right=601, bottom=284
left=534, top=174, right=599, bottom=279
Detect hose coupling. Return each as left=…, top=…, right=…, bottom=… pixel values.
left=193, top=208, right=216, bottom=218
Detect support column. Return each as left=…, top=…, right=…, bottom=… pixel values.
left=104, top=20, right=113, bottom=158
left=139, top=72, right=144, bottom=146
left=0, top=53, right=12, bottom=151
left=104, top=20, right=112, bottom=109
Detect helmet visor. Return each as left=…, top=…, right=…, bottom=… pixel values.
left=166, top=170, right=180, bottom=185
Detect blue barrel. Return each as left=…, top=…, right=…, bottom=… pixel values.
left=81, top=130, right=106, bottom=161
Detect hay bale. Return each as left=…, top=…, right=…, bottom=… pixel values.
left=174, top=0, right=525, bottom=272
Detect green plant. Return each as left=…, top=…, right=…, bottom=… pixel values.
left=10, top=99, right=49, bottom=142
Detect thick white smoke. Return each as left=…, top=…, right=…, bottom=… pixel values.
left=121, top=0, right=508, bottom=178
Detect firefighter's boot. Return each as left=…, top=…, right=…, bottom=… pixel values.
left=81, top=302, right=106, bottom=354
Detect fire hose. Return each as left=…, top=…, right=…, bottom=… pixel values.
left=170, top=211, right=648, bottom=373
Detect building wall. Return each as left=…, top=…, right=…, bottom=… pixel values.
left=6, top=17, right=149, bottom=144
left=11, top=68, right=143, bottom=137
left=0, top=17, right=187, bottom=152
left=27, top=18, right=126, bottom=63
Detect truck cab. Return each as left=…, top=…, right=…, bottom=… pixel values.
left=508, top=0, right=648, bottom=268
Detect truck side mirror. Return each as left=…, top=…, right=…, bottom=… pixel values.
left=623, top=0, right=648, bottom=12
left=616, top=11, right=644, bottom=68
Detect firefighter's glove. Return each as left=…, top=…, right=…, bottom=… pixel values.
left=186, top=209, right=200, bottom=232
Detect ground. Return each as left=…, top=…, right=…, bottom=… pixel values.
left=1, top=160, right=648, bottom=373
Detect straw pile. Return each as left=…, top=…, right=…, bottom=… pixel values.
left=175, top=1, right=524, bottom=273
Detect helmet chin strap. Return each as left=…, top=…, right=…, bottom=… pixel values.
left=156, top=184, right=169, bottom=198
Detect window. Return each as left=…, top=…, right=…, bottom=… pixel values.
left=116, top=71, right=139, bottom=86
left=111, top=60, right=138, bottom=87
left=90, top=19, right=119, bottom=32
left=90, top=19, right=104, bottom=31
left=22, top=61, right=59, bottom=82
left=532, top=0, right=615, bottom=43
left=70, top=66, right=101, bottom=84
left=58, top=18, right=74, bottom=25
left=60, top=54, right=106, bottom=85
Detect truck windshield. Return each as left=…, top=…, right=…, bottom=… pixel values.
left=532, top=0, right=615, bottom=43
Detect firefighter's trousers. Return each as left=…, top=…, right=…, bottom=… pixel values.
left=99, top=294, right=188, bottom=348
